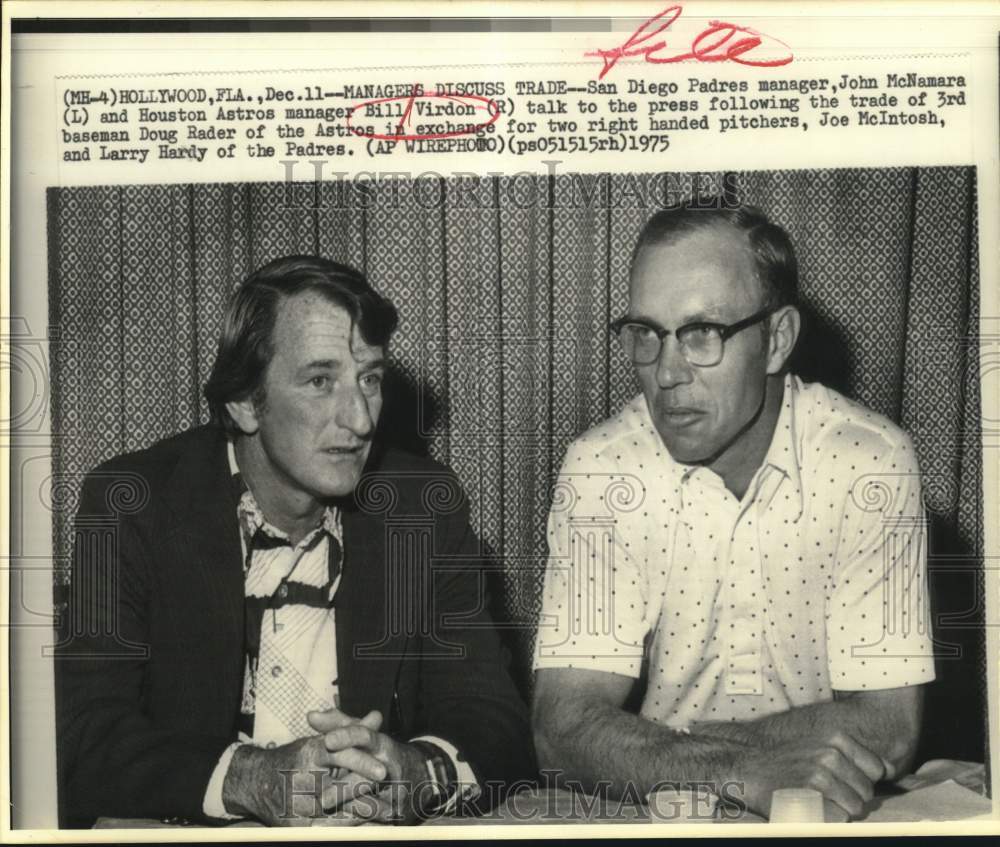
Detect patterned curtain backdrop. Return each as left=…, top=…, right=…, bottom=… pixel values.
left=48, top=167, right=983, bottom=759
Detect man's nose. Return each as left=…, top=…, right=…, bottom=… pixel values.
left=335, top=385, right=376, bottom=438
left=654, top=335, right=694, bottom=389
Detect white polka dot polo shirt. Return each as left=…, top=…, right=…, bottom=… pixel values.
left=534, top=374, right=935, bottom=728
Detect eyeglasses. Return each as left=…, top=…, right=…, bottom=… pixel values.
left=610, top=307, right=774, bottom=368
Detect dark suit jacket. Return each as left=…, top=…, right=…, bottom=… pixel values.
left=55, top=425, right=534, bottom=826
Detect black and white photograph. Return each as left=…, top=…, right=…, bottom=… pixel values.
left=4, top=3, right=999, bottom=838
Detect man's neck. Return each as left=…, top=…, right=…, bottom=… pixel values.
left=232, top=437, right=325, bottom=546
left=709, top=375, right=786, bottom=501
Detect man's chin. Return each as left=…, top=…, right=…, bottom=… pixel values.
left=665, top=448, right=711, bottom=466
left=656, top=429, right=713, bottom=466
left=312, top=467, right=365, bottom=500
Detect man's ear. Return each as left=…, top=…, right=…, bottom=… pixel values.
left=226, top=396, right=260, bottom=436
left=766, top=305, right=801, bottom=375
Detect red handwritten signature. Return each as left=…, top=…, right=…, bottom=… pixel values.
left=346, top=86, right=500, bottom=142
left=587, top=5, right=793, bottom=79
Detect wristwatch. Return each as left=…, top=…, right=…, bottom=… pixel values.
left=410, top=739, right=458, bottom=816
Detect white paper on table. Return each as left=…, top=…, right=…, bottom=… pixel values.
left=861, top=780, right=992, bottom=822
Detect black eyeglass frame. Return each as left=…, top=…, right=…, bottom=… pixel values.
left=609, top=307, right=776, bottom=367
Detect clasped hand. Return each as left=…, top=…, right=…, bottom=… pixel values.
left=222, top=707, right=430, bottom=826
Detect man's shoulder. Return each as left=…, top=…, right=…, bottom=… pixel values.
left=794, top=377, right=916, bottom=464
left=76, top=426, right=228, bottom=521
left=560, top=395, right=663, bottom=471
left=89, top=425, right=224, bottom=479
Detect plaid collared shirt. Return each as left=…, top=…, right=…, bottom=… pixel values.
left=230, top=443, right=344, bottom=747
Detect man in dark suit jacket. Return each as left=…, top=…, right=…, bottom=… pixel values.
left=56, top=256, right=534, bottom=827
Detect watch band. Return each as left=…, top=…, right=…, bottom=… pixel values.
left=410, top=739, right=458, bottom=814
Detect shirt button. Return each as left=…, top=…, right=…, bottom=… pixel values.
left=266, top=741, right=277, bottom=749
left=278, top=583, right=289, bottom=599
left=272, top=665, right=283, bottom=677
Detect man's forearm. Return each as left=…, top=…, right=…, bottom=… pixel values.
left=536, top=698, right=753, bottom=799
left=693, top=690, right=921, bottom=777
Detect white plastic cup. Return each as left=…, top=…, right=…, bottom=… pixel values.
left=646, top=786, right=718, bottom=823
left=768, top=787, right=825, bottom=823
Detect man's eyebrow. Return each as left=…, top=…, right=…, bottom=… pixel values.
left=624, top=313, right=667, bottom=330
left=678, top=311, right=728, bottom=325
left=626, top=310, right=726, bottom=329
left=299, top=359, right=343, bottom=372
left=357, top=357, right=387, bottom=372
left=299, top=357, right=387, bottom=372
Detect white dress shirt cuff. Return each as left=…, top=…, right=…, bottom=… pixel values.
left=410, top=735, right=481, bottom=813
left=202, top=741, right=246, bottom=820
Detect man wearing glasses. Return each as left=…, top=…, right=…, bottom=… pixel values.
left=532, top=203, right=934, bottom=821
